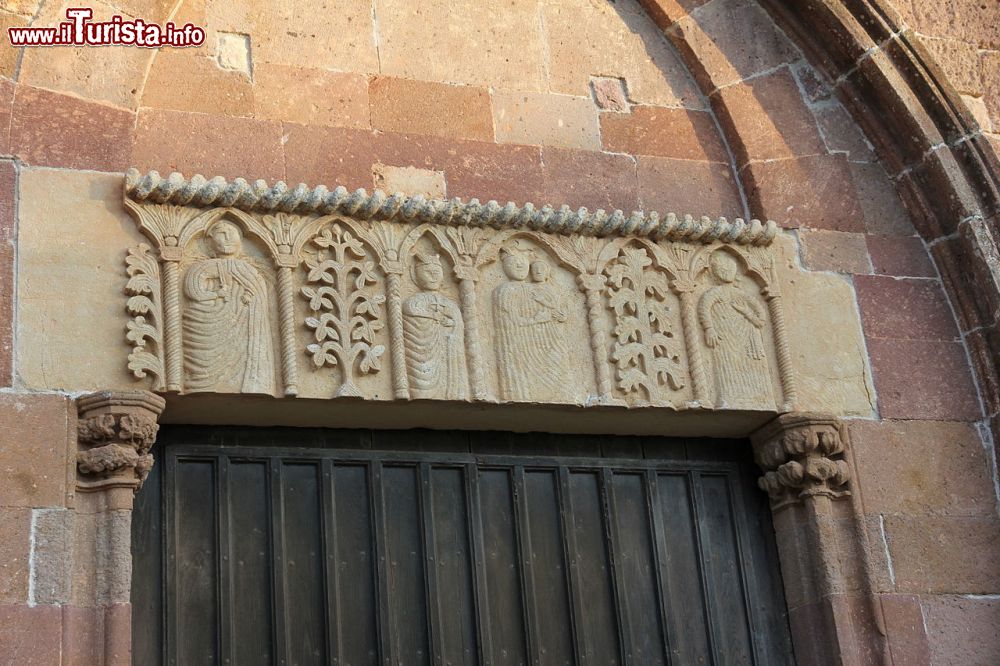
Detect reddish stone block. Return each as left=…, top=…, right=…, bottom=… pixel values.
left=854, top=275, right=959, bottom=342
left=0, top=508, right=30, bottom=603
left=0, top=393, right=71, bottom=508
left=865, top=235, right=936, bottom=278
left=0, top=78, right=13, bottom=156
left=132, top=109, right=285, bottom=183
left=369, top=76, right=493, bottom=143
left=0, top=605, right=62, bottom=665
left=930, top=231, right=1000, bottom=334
left=636, top=155, right=743, bottom=218
left=849, top=420, right=996, bottom=516
left=849, top=162, right=915, bottom=236
left=865, top=338, right=981, bottom=421
left=589, top=77, right=629, bottom=113
left=884, top=516, right=1000, bottom=593
left=814, top=104, right=875, bottom=162
left=10, top=86, right=134, bottom=172
left=713, top=68, right=826, bottom=168
left=539, top=147, right=638, bottom=213
left=965, top=322, right=1000, bottom=418
left=600, top=106, right=729, bottom=162
left=922, top=595, right=1000, bottom=665
left=881, top=594, right=932, bottom=665
left=744, top=154, right=864, bottom=232
left=636, top=0, right=710, bottom=28
left=141, top=50, right=253, bottom=117
left=282, top=123, right=379, bottom=191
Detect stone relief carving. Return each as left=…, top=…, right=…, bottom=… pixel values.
left=402, top=252, right=468, bottom=400
left=698, top=250, right=773, bottom=409
left=122, top=170, right=799, bottom=413
left=183, top=220, right=276, bottom=394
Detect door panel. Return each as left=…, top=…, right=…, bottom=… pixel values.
left=133, top=427, right=793, bottom=666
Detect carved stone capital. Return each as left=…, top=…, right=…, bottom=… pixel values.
left=76, top=390, right=166, bottom=493
left=751, top=413, right=850, bottom=509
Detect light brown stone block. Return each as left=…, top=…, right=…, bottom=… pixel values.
left=0, top=10, right=28, bottom=80
left=0, top=508, right=30, bottom=603
left=885, top=516, right=1000, bottom=593
left=0, top=605, right=62, bottom=665
left=372, top=164, right=446, bottom=199
left=850, top=419, right=997, bottom=517
left=10, top=86, right=134, bottom=172
left=0, top=393, right=71, bottom=508
left=544, top=0, right=702, bottom=108
left=0, top=160, right=13, bottom=387
left=141, top=50, right=253, bottom=117
left=254, top=65, right=369, bottom=129
left=493, top=91, right=600, bottom=151
left=369, top=77, right=493, bottom=143
left=600, top=106, right=729, bottom=162
left=636, top=156, right=742, bottom=218
left=375, top=0, right=546, bottom=92
left=798, top=229, right=872, bottom=274
left=922, top=595, right=1000, bottom=665
left=0, top=79, right=13, bottom=157
left=538, top=147, right=638, bottom=213
left=907, top=2, right=1000, bottom=51
left=981, top=51, right=1000, bottom=127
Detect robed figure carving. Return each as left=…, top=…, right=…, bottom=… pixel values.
left=402, top=252, right=468, bottom=400
left=183, top=220, right=275, bottom=394
left=698, top=250, right=772, bottom=407
left=493, top=248, right=570, bottom=401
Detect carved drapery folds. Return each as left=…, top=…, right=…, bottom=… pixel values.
left=76, top=390, right=166, bottom=493
left=751, top=413, right=851, bottom=509
left=122, top=169, right=798, bottom=410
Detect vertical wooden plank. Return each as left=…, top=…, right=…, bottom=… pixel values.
left=523, top=470, right=575, bottom=666
left=164, top=451, right=178, bottom=666
left=334, top=463, right=379, bottom=665
left=321, top=459, right=342, bottom=665
left=609, top=472, right=666, bottom=665
left=419, top=463, right=443, bottom=665
left=430, top=466, right=478, bottom=665
left=643, top=470, right=674, bottom=666
left=567, top=470, right=620, bottom=665
left=383, top=465, right=431, bottom=665
left=282, top=462, right=327, bottom=665
left=465, top=463, right=492, bottom=665
left=690, top=472, right=722, bottom=666
left=655, top=473, right=712, bottom=664
left=216, top=456, right=233, bottom=665
left=172, top=457, right=219, bottom=664
left=599, top=468, right=631, bottom=666
left=371, top=462, right=393, bottom=666
left=511, top=466, right=540, bottom=665
left=479, top=467, right=528, bottom=666
left=229, top=460, right=273, bottom=666
left=131, top=448, right=163, bottom=666
left=556, top=468, right=584, bottom=665
left=725, top=470, right=764, bottom=666
left=268, top=457, right=288, bottom=666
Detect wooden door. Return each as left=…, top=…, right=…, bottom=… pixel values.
left=132, top=427, right=793, bottom=665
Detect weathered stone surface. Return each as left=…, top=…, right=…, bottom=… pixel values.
left=636, top=156, right=742, bottom=219
left=921, top=595, right=1000, bottom=665
left=372, top=164, right=446, bottom=199
left=907, top=2, right=1000, bottom=50
left=866, top=337, right=982, bottom=421
left=30, top=508, right=72, bottom=605
left=636, top=0, right=711, bottom=27
left=885, top=516, right=1000, bottom=593
left=854, top=275, right=960, bottom=341
left=981, top=51, right=1000, bottom=130
left=590, top=77, right=630, bottom=113
left=0, top=160, right=14, bottom=386
left=545, top=0, right=703, bottom=108
left=538, top=147, right=638, bottom=213
left=850, top=419, right=997, bottom=516
left=282, top=124, right=379, bottom=191
left=493, top=92, right=601, bottom=151
left=132, top=109, right=284, bottom=182
left=369, top=77, right=493, bottom=142
left=849, top=162, right=916, bottom=235
left=0, top=11, right=28, bottom=79
left=713, top=68, right=826, bottom=167
left=0, top=508, right=30, bottom=603
left=930, top=227, right=1000, bottom=333
left=216, top=32, right=251, bottom=74
left=254, top=65, right=369, bottom=129
left=375, top=0, right=546, bottom=92
left=0, top=393, right=70, bottom=508
left=814, top=104, right=876, bottom=162
left=667, top=0, right=798, bottom=91
left=0, top=79, right=13, bottom=156
left=798, top=230, right=872, bottom=274
left=10, top=86, right=134, bottom=172
left=961, top=94, right=994, bottom=133
left=880, top=594, right=932, bottom=666
left=919, top=37, right=985, bottom=96
left=141, top=51, right=253, bottom=116
left=866, top=234, right=936, bottom=277
left=600, top=106, right=729, bottom=162
left=0, top=605, right=62, bottom=664
left=745, top=154, right=865, bottom=232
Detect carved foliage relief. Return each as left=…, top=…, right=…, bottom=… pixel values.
left=123, top=190, right=794, bottom=411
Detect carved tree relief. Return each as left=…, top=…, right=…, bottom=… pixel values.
left=302, top=223, right=386, bottom=397
left=124, top=244, right=165, bottom=390
left=604, top=246, right=685, bottom=404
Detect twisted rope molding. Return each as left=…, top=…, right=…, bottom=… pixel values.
left=125, top=169, right=778, bottom=246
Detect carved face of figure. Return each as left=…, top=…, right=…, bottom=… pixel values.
left=529, top=260, right=550, bottom=283
left=710, top=251, right=739, bottom=284
left=413, top=256, right=444, bottom=291
left=208, top=221, right=242, bottom=258
left=501, top=250, right=530, bottom=281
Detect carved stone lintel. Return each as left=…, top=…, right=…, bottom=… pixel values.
left=751, top=413, right=850, bottom=510
left=76, top=390, right=166, bottom=493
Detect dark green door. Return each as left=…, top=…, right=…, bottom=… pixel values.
left=132, top=427, right=792, bottom=665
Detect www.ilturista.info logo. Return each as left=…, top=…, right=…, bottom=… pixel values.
left=7, top=8, right=205, bottom=48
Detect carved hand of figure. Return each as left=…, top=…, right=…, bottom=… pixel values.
left=705, top=326, right=720, bottom=348
left=217, top=285, right=232, bottom=302
left=241, top=291, right=252, bottom=305
left=733, top=301, right=764, bottom=328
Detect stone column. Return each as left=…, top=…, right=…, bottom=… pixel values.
left=158, top=247, right=184, bottom=392
left=68, top=390, right=165, bottom=666
left=752, top=413, right=889, bottom=666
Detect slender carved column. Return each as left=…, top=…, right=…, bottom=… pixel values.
left=383, top=268, right=410, bottom=400
left=577, top=273, right=613, bottom=400
left=275, top=259, right=301, bottom=397
left=676, top=287, right=711, bottom=406
left=764, top=289, right=798, bottom=410
left=71, top=391, right=165, bottom=666
left=159, top=248, right=184, bottom=392
left=456, top=269, right=488, bottom=401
